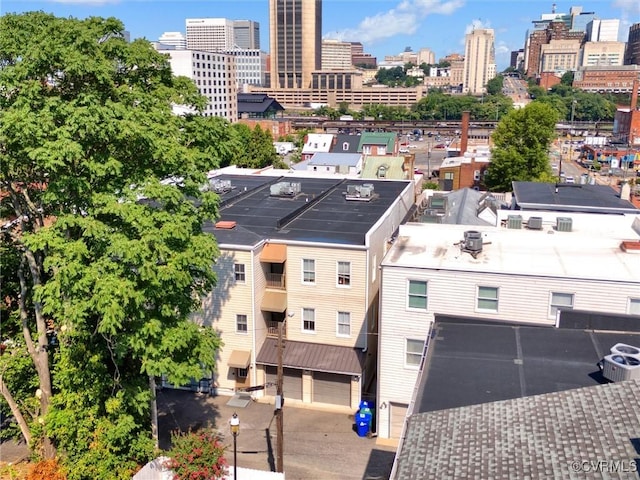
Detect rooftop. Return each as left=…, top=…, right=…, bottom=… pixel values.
left=382, top=215, right=640, bottom=283
left=512, top=181, right=638, bottom=214
left=204, top=174, right=411, bottom=247
left=394, top=315, right=640, bottom=479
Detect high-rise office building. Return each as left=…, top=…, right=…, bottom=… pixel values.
left=322, top=39, right=353, bottom=70
left=625, top=23, right=640, bottom=65
left=186, top=18, right=236, bottom=52
left=269, top=0, right=322, bottom=89
left=158, top=31, right=187, bottom=49
left=462, top=28, right=496, bottom=94
left=586, top=19, right=620, bottom=42
left=233, top=20, right=260, bottom=49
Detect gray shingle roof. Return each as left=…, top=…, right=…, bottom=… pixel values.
left=394, top=380, right=640, bottom=480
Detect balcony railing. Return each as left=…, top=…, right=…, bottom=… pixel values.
left=266, top=273, right=286, bottom=290
left=266, top=320, right=287, bottom=338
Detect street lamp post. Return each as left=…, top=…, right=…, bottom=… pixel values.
left=230, top=413, right=240, bottom=479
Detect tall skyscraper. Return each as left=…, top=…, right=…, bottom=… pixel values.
left=233, top=20, right=260, bottom=49
left=462, top=28, right=496, bottom=95
left=586, top=19, right=620, bottom=42
left=269, top=0, right=322, bottom=89
left=625, top=23, right=640, bottom=66
left=186, top=18, right=236, bottom=51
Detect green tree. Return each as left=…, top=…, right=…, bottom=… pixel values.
left=484, top=102, right=558, bottom=191
left=560, top=71, right=574, bottom=86
left=0, top=12, right=225, bottom=477
left=486, top=75, right=504, bottom=96
left=229, top=123, right=278, bottom=168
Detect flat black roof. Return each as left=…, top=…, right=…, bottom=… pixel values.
left=204, top=175, right=410, bottom=247
left=415, top=315, right=640, bottom=414
left=512, top=181, right=638, bottom=214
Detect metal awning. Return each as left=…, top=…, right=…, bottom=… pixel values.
left=228, top=350, right=251, bottom=369
left=260, top=243, right=287, bottom=263
left=261, top=291, right=287, bottom=313
left=256, top=338, right=364, bottom=375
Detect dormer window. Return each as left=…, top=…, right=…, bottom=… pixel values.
left=342, top=142, right=349, bottom=151
left=377, top=166, right=388, bottom=178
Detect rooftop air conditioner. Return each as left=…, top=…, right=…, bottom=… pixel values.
left=507, top=215, right=522, bottom=229
left=602, top=354, right=640, bottom=382
left=610, top=343, right=640, bottom=358
left=556, top=217, right=572, bottom=232
left=527, top=216, right=543, bottom=230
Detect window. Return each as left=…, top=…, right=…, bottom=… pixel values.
left=302, top=308, right=315, bottom=332
left=474, top=170, right=481, bottom=181
left=237, top=368, right=248, bottom=378
left=477, top=286, right=499, bottom=311
left=549, top=292, right=574, bottom=318
left=408, top=280, right=428, bottom=310
left=629, top=298, right=640, bottom=316
left=337, top=311, right=351, bottom=336
left=236, top=314, right=248, bottom=333
left=234, top=263, right=245, bottom=282
left=406, top=338, right=424, bottom=367
left=444, top=172, right=454, bottom=180
left=302, top=259, right=315, bottom=283
left=337, top=261, right=351, bottom=286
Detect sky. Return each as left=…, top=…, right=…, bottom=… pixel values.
left=2, top=0, right=639, bottom=70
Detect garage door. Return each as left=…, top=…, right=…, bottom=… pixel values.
left=265, top=366, right=302, bottom=400
left=312, top=372, right=351, bottom=406
left=390, top=402, right=408, bottom=439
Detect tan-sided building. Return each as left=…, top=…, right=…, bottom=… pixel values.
left=194, top=174, right=414, bottom=412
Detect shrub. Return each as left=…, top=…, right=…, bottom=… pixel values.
left=164, top=430, right=228, bottom=480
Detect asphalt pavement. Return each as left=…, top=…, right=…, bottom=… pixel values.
left=1, top=389, right=396, bottom=479
left=157, top=389, right=396, bottom=480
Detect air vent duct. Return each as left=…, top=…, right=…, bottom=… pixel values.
left=602, top=354, right=640, bottom=382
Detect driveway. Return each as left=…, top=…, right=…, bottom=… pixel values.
left=157, top=389, right=396, bottom=480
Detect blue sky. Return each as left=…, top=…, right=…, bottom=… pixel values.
left=2, top=0, right=639, bottom=70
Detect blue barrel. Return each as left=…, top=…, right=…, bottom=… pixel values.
left=356, top=411, right=372, bottom=437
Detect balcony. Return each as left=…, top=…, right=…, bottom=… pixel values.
left=267, top=319, right=287, bottom=339
left=266, top=272, right=286, bottom=290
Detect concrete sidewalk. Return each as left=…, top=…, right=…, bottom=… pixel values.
left=157, top=388, right=396, bottom=480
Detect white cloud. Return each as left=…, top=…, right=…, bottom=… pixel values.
left=326, top=0, right=464, bottom=46
left=613, top=0, right=640, bottom=17
left=464, top=18, right=491, bottom=35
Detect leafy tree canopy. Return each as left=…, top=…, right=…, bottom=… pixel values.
left=484, top=102, right=558, bottom=191
left=0, top=12, right=228, bottom=478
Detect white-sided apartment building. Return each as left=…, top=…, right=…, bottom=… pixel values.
left=192, top=174, right=414, bottom=412
left=162, top=49, right=238, bottom=121
left=377, top=212, right=640, bottom=439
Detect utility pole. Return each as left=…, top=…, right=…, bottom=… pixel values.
left=276, top=319, right=284, bottom=473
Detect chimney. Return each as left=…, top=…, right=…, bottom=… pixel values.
left=461, top=111, right=470, bottom=155
left=631, top=78, right=638, bottom=111
left=620, top=181, right=631, bottom=202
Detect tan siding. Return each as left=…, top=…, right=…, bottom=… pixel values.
left=200, top=249, right=256, bottom=394
left=286, top=245, right=368, bottom=348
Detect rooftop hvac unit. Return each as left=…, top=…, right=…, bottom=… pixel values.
left=209, top=179, right=232, bottom=193
left=463, top=230, right=483, bottom=253
left=346, top=185, right=359, bottom=196
left=507, top=215, right=522, bottom=229
left=360, top=184, right=374, bottom=198
left=601, top=354, right=640, bottom=382
left=556, top=217, right=572, bottom=232
left=527, top=216, right=543, bottom=230
left=270, top=182, right=301, bottom=197
left=610, top=343, right=640, bottom=357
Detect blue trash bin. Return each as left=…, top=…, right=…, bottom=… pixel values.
left=356, top=411, right=372, bottom=437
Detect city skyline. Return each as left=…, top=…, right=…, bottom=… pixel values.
left=3, top=0, right=638, bottom=70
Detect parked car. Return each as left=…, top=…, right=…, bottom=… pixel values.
left=565, top=177, right=575, bottom=184
left=399, top=147, right=410, bottom=153
left=434, top=143, right=446, bottom=149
